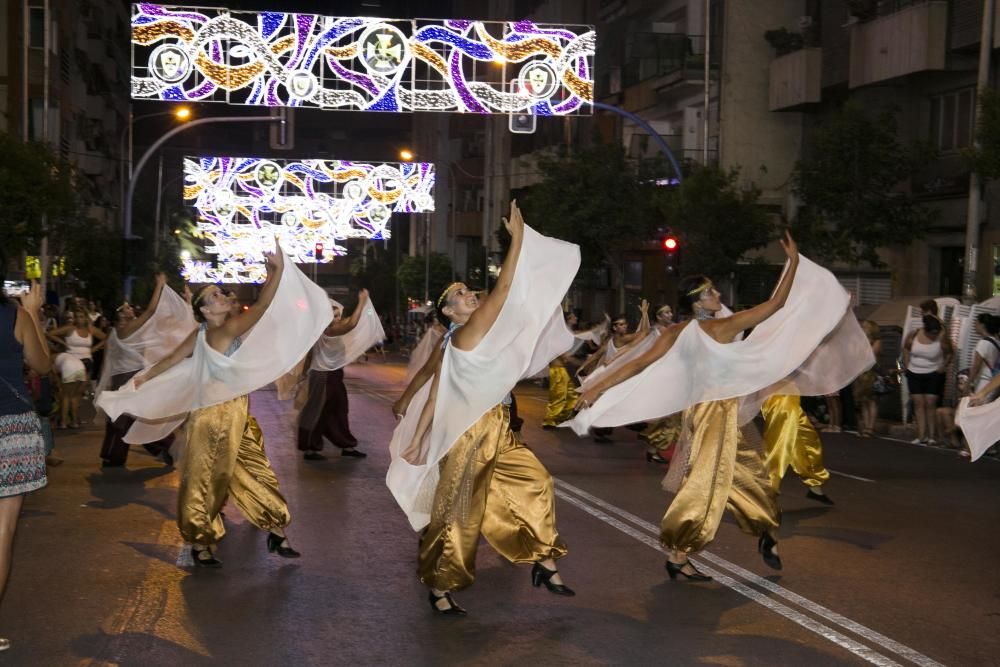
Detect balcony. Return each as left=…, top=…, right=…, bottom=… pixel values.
left=769, top=48, right=822, bottom=111
left=848, top=1, right=947, bottom=89
left=621, top=34, right=718, bottom=113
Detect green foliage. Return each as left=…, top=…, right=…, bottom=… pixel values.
left=792, top=102, right=935, bottom=267
left=520, top=143, right=665, bottom=271
left=397, top=252, right=453, bottom=303
left=350, top=246, right=403, bottom=315
left=963, top=87, right=1000, bottom=179
left=657, top=164, right=775, bottom=277
left=0, top=133, right=82, bottom=272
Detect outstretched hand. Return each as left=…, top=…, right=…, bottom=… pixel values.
left=17, top=282, right=44, bottom=317
left=265, top=234, right=284, bottom=271
left=358, top=288, right=370, bottom=303
left=779, top=229, right=799, bottom=262
left=502, top=199, right=525, bottom=239
left=639, top=299, right=649, bottom=315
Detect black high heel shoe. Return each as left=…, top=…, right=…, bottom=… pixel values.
left=645, top=451, right=668, bottom=464
left=758, top=532, right=782, bottom=570
left=531, top=562, right=576, bottom=596
left=665, top=559, right=711, bottom=581
left=428, top=590, right=467, bottom=615
left=191, top=546, right=222, bottom=568
left=267, top=533, right=301, bottom=558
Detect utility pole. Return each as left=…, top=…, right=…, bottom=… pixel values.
left=964, top=0, right=996, bottom=303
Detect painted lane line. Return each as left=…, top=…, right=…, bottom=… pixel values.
left=554, top=489, right=903, bottom=667
left=828, top=469, right=876, bottom=483
left=555, top=479, right=945, bottom=667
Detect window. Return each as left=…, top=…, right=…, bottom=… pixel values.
left=624, top=260, right=643, bottom=291
left=930, top=89, right=975, bottom=152
left=29, top=7, right=45, bottom=49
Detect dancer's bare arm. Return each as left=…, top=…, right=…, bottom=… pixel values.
left=119, top=273, right=167, bottom=340
left=14, top=284, right=51, bottom=374
left=224, top=237, right=284, bottom=340
left=577, top=340, right=609, bottom=377
left=970, top=374, right=1000, bottom=405
left=325, top=289, right=369, bottom=336
left=704, top=231, right=799, bottom=343
left=620, top=300, right=650, bottom=345
left=576, top=322, right=687, bottom=407
left=394, top=346, right=444, bottom=418
left=133, top=330, right=197, bottom=388
left=403, top=368, right=440, bottom=464
left=451, top=200, right=525, bottom=351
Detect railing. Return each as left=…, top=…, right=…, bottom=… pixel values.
left=621, top=34, right=718, bottom=89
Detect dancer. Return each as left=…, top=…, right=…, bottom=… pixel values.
left=405, top=319, right=446, bottom=386
left=387, top=201, right=579, bottom=615
left=297, top=290, right=383, bottom=461
left=97, top=273, right=195, bottom=468
left=47, top=309, right=106, bottom=379
left=761, top=395, right=833, bottom=505
left=98, top=239, right=330, bottom=567
left=638, top=305, right=682, bottom=464
left=956, top=362, right=1000, bottom=460
left=572, top=233, right=873, bottom=579
left=0, top=283, right=50, bottom=651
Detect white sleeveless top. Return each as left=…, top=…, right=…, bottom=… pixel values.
left=907, top=336, right=943, bottom=374
left=66, top=329, right=93, bottom=360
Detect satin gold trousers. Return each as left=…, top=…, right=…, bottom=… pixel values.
left=642, top=414, right=682, bottom=453
left=543, top=366, right=577, bottom=426
left=660, top=400, right=780, bottom=553
left=762, top=395, right=830, bottom=489
left=419, top=405, right=567, bottom=591
left=178, top=396, right=291, bottom=546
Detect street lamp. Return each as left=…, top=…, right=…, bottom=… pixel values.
left=119, top=105, right=192, bottom=230
left=399, top=148, right=414, bottom=161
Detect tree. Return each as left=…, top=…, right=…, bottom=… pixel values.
left=963, top=87, right=1000, bottom=179
left=792, top=102, right=936, bottom=267
left=656, top=163, right=776, bottom=278
left=0, top=133, right=81, bottom=276
left=521, top=143, right=665, bottom=303
left=350, top=246, right=402, bottom=316
left=397, top=252, right=453, bottom=303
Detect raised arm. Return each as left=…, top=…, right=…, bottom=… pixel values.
left=577, top=339, right=609, bottom=377
left=451, top=199, right=525, bottom=351
left=119, top=273, right=167, bottom=340
left=324, top=289, right=369, bottom=337
left=14, top=284, right=52, bottom=374
left=393, top=344, right=444, bottom=418
left=133, top=329, right=197, bottom=389
left=619, top=300, right=650, bottom=345
left=705, top=231, right=799, bottom=343
left=577, top=322, right=687, bottom=408
left=224, top=237, right=284, bottom=340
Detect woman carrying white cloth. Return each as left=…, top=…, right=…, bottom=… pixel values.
left=297, top=290, right=384, bottom=460
left=573, top=233, right=873, bottom=580
left=97, top=239, right=331, bottom=567
left=387, top=201, right=579, bottom=615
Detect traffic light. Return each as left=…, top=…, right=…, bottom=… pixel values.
left=663, top=234, right=680, bottom=275
left=509, top=111, right=536, bottom=134
left=315, top=242, right=324, bottom=261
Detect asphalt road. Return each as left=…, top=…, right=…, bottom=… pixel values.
left=2, top=358, right=997, bottom=666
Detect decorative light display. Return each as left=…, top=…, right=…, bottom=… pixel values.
left=180, top=155, right=435, bottom=283
left=131, top=4, right=595, bottom=115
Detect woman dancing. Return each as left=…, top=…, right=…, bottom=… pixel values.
left=98, top=239, right=330, bottom=567
left=572, top=233, right=872, bottom=579
left=47, top=309, right=105, bottom=380
left=387, top=201, right=579, bottom=615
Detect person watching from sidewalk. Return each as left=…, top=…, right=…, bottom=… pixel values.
left=903, top=314, right=953, bottom=445
left=853, top=320, right=883, bottom=438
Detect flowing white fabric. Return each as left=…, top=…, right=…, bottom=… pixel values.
left=404, top=325, right=445, bottom=385
left=564, top=256, right=875, bottom=435
left=955, top=397, right=1000, bottom=462
left=96, top=250, right=332, bottom=443
left=571, top=316, right=610, bottom=354
left=386, top=225, right=580, bottom=530
left=94, top=286, right=197, bottom=408
left=310, top=301, right=386, bottom=372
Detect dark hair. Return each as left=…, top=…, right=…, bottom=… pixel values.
left=677, top=274, right=711, bottom=318
left=978, top=312, right=1000, bottom=335
left=922, top=314, right=942, bottom=333
left=434, top=285, right=454, bottom=324
left=191, top=284, right=215, bottom=323
left=919, top=299, right=938, bottom=316
left=611, top=313, right=627, bottom=324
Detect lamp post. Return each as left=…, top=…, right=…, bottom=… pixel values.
left=123, top=114, right=282, bottom=297
left=119, top=106, right=191, bottom=231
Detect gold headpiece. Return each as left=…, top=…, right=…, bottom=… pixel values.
left=686, top=279, right=713, bottom=297
left=192, top=284, right=215, bottom=307
left=656, top=304, right=672, bottom=315
left=436, top=282, right=464, bottom=308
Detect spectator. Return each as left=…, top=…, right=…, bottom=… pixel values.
left=903, top=314, right=954, bottom=445
left=968, top=313, right=1000, bottom=401
left=853, top=320, right=882, bottom=437
left=46, top=310, right=105, bottom=380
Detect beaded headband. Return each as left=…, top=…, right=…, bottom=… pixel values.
left=437, top=282, right=465, bottom=308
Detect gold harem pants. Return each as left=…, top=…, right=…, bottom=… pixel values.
left=178, top=395, right=291, bottom=546
left=661, top=400, right=780, bottom=553
left=543, top=366, right=577, bottom=427
left=762, top=395, right=830, bottom=489
left=418, top=404, right=567, bottom=591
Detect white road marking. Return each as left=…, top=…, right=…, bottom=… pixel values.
left=555, top=479, right=945, bottom=667
left=176, top=544, right=193, bottom=567
left=828, top=469, right=876, bottom=483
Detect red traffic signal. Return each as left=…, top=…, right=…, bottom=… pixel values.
left=315, top=242, right=324, bottom=261
left=663, top=236, right=679, bottom=252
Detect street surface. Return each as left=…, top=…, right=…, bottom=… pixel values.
left=3, top=358, right=998, bottom=666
